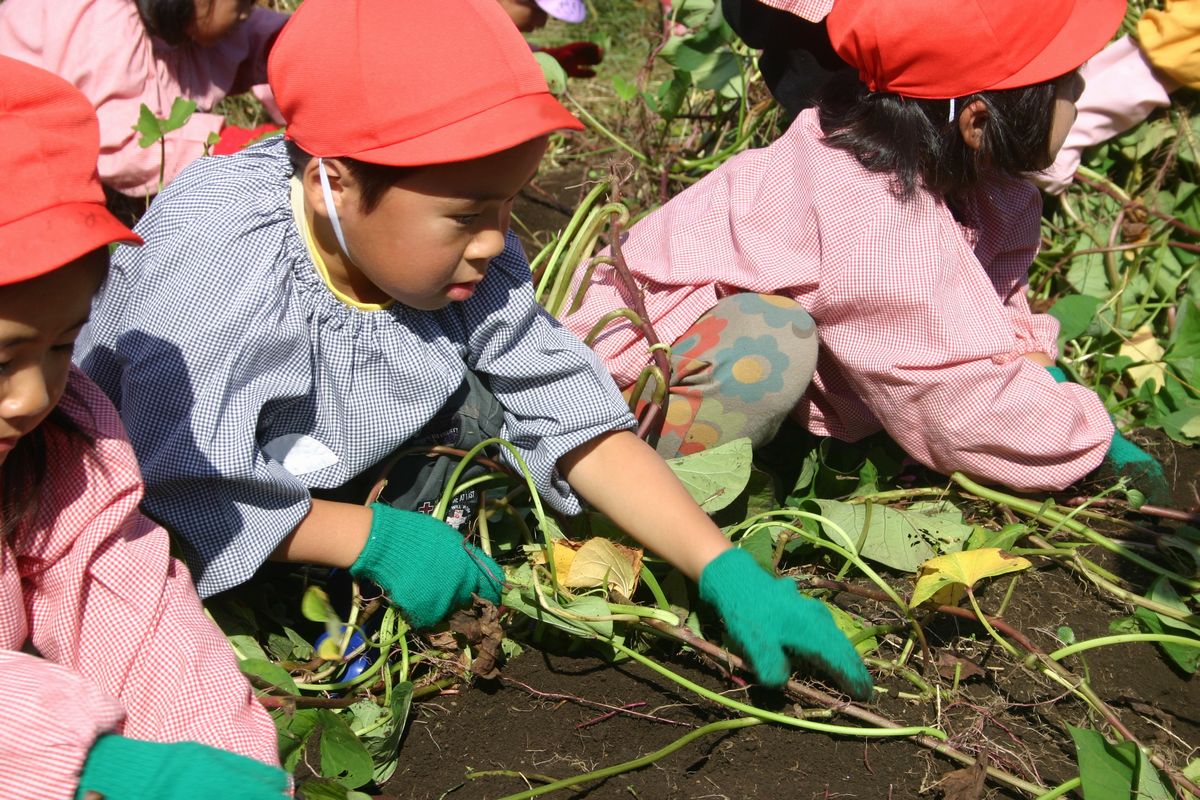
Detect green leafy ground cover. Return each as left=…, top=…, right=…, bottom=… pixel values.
left=200, top=2, right=1200, bottom=798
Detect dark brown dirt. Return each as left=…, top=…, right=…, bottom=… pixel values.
left=390, top=646, right=961, bottom=800
left=375, top=174, right=1200, bottom=800
left=380, top=556, right=1196, bottom=800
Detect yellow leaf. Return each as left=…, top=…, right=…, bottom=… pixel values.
left=910, top=548, right=1032, bottom=608
left=562, top=538, right=641, bottom=598
left=1119, top=325, right=1167, bottom=393
left=551, top=541, right=576, bottom=577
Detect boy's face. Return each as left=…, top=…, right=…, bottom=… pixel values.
left=0, top=253, right=104, bottom=464
left=497, top=0, right=549, bottom=32
left=310, top=137, right=549, bottom=311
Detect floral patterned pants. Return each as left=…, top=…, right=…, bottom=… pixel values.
left=628, top=292, right=818, bottom=458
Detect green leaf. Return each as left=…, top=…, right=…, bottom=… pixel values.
left=612, top=75, right=638, bottom=103
left=533, top=52, right=568, bottom=95
left=276, top=708, right=319, bottom=772
left=665, top=437, right=752, bottom=513
left=737, top=527, right=776, bottom=572
left=296, top=777, right=373, bottom=800
left=1068, top=725, right=1136, bottom=799
left=301, top=586, right=338, bottom=623
left=1133, top=748, right=1175, bottom=800
left=133, top=103, right=164, bottom=148
left=1168, top=300, right=1200, bottom=360
left=827, top=603, right=876, bottom=656
left=238, top=657, right=299, bottom=695
left=1146, top=576, right=1200, bottom=637
left=162, top=97, right=197, bottom=134
left=227, top=633, right=269, bottom=662
left=966, top=522, right=1028, bottom=552
left=813, top=499, right=973, bottom=572
left=267, top=626, right=315, bottom=662
left=359, top=682, right=413, bottom=784
left=316, top=709, right=374, bottom=788
left=1049, top=294, right=1104, bottom=342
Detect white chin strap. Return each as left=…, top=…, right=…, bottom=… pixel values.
left=317, top=157, right=353, bottom=260
left=947, top=97, right=958, bottom=125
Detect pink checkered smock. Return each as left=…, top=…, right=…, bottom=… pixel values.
left=0, top=0, right=286, bottom=197
left=0, top=369, right=279, bottom=799
left=562, top=109, right=1114, bottom=491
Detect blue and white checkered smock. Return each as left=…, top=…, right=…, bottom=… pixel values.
left=75, top=138, right=636, bottom=597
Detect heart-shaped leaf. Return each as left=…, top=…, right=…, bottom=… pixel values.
left=910, top=549, right=1031, bottom=607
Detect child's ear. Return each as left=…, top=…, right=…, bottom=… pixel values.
left=302, top=157, right=348, bottom=221
left=957, top=99, right=990, bottom=152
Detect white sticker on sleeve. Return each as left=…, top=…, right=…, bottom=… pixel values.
left=262, top=434, right=339, bottom=476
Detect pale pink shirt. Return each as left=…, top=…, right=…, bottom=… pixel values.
left=562, top=109, right=1114, bottom=492
left=0, top=0, right=286, bottom=197
left=0, top=369, right=279, bottom=799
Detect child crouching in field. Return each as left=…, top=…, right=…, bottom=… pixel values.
left=0, top=56, right=285, bottom=800
left=0, top=0, right=288, bottom=201
left=561, top=0, right=1169, bottom=503
left=75, top=0, right=871, bottom=697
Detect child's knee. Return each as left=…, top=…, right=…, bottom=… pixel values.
left=706, top=293, right=818, bottom=389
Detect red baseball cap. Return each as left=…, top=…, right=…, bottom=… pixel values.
left=826, top=0, right=1126, bottom=100
left=269, top=0, right=584, bottom=166
left=0, top=55, right=141, bottom=287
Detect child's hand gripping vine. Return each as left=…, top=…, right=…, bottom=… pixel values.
left=560, top=430, right=873, bottom=699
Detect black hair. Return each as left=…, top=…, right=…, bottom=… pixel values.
left=0, top=381, right=93, bottom=541
left=136, top=0, right=196, bottom=46
left=286, top=141, right=416, bottom=215
left=813, top=70, right=1059, bottom=204
left=1, top=250, right=106, bottom=540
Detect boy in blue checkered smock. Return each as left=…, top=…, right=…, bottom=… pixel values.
left=74, top=0, right=871, bottom=698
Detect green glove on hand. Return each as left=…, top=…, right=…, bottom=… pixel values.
left=349, top=503, right=503, bottom=629
left=698, top=549, right=874, bottom=699
left=76, top=735, right=288, bottom=800
left=1046, top=366, right=1170, bottom=505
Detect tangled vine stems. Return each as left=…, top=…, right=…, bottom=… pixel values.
left=950, top=473, right=1200, bottom=594
left=640, top=619, right=1050, bottom=797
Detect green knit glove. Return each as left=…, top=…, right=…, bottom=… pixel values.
left=349, top=503, right=503, bottom=629
left=76, top=735, right=288, bottom=800
left=698, top=549, right=874, bottom=699
left=1046, top=366, right=1170, bottom=505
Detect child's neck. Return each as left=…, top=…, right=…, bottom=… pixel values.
left=301, top=196, right=391, bottom=306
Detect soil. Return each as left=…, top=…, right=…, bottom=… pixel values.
left=378, top=543, right=1197, bottom=800
left=372, top=165, right=1200, bottom=800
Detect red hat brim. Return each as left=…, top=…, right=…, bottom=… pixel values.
left=0, top=202, right=141, bottom=286
left=990, top=0, right=1127, bottom=91
left=331, top=91, right=584, bottom=167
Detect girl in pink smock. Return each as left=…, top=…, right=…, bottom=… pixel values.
left=0, top=55, right=285, bottom=800
left=0, top=0, right=287, bottom=199
left=562, top=0, right=1171, bottom=502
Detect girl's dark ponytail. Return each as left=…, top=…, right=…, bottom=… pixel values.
left=815, top=70, right=1058, bottom=204
left=135, top=0, right=197, bottom=46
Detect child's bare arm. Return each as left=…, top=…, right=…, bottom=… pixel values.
left=558, top=430, right=732, bottom=579
left=270, top=498, right=373, bottom=567
left=559, top=429, right=872, bottom=696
